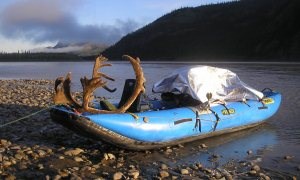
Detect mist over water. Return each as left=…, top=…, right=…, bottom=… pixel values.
left=1, top=60, right=300, bottom=173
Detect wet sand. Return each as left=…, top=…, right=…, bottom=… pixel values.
left=0, top=79, right=299, bottom=179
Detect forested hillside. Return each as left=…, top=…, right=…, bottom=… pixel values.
left=103, top=0, right=300, bottom=61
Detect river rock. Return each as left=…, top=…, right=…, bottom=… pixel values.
left=74, top=156, right=84, bottom=162
left=284, top=155, right=293, bottom=160
left=53, top=175, right=62, bottom=180
left=37, top=150, right=47, bottom=157
left=181, top=168, right=189, bottom=175
left=104, top=153, right=116, bottom=160
left=59, top=156, right=65, bottom=159
left=10, top=145, right=21, bottom=150
left=196, top=163, right=203, bottom=169
left=38, top=164, right=44, bottom=170
left=200, top=143, right=208, bottom=148
left=4, top=174, right=16, bottom=180
left=128, top=169, right=139, bottom=179
left=113, top=172, right=123, bottom=180
left=0, top=139, right=11, bottom=147
left=58, top=169, right=69, bottom=177
left=259, top=173, right=270, bottom=180
left=249, top=170, right=257, bottom=175
left=14, top=153, right=24, bottom=160
left=64, top=148, right=84, bottom=156
left=251, top=165, right=260, bottom=172
left=159, top=170, right=169, bottom=178
left=3, top=161, right=12, bottom=167
left=161, top=163, right=168, bottom=170
left=165, top=148, right=173, bottom=154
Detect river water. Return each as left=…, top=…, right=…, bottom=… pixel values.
left=1, top=61, right=299, bottom=175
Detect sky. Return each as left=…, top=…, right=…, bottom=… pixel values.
left=0, top=0, right=229, bottom=53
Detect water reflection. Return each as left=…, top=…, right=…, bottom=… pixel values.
left=170, top=125, right=277, bottom=167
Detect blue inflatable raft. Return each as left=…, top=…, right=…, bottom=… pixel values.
left=50, top=89, right=281, bottom=150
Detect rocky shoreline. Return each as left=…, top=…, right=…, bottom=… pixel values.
left=1, top=80, right=298, bottom=179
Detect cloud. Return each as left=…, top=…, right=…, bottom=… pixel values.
left=0, top=0, right=140, bottom=45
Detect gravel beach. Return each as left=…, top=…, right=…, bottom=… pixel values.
left=0, top=79, right=298, bottom=179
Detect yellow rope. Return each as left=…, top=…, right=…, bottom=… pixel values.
left=0, top=105, right=55, bottom=128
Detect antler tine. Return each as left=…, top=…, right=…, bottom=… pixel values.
left=93, top=55, right=114, bottom=81
left=81, top=76, right=107, bottom=111
left=54, top=76, right=64, bottom=93
left=53, top=72, right=81, bottom=108
left=116, top=55, right=146, bottom=113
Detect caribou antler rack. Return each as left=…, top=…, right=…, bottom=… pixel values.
left=53, top=55, right=145, bottom=114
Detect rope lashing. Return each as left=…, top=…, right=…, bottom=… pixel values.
left=0, top=105, right=55, bottom=128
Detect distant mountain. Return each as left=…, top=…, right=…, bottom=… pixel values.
left=103, top=0, right=300, bottom=61
left=32, top=42, right=108, bottom=56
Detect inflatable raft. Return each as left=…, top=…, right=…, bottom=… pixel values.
left=50, top=89, right=281, bottom=150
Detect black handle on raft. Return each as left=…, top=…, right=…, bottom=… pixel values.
left=195, top=111, right=201, bottom=132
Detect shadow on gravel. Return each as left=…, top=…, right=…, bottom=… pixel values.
left=1, top=103, right=106, bottom=149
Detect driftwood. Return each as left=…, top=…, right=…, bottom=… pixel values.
left=53, top=55, right=145, bottom=114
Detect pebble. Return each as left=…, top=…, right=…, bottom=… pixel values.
left=37, top=150, right=47, bottom=157
left=108, top=153, right=116, bottom=160
left=74, top=156, right=84, bottom=162
left=14, top=153, right=23, bottom=160
left=113, top=172, right=123, bottom=180
left=259, top=173, right=271, bottom=180
left=196, top=163, right=203, bottom=169
left=38, top=164, right=44, bottom=170
left=0, top=139, right=11, bottom=147
left=53, top=175, right=62, bottom=180
left=128, top=169, right=139, bottom=179
left=165, top=148, right=173, bottom=154
left=284, top=155, right=293, bottom=160
left=64, top=148, right=84, bottom=156
left=159, top=170, right=169, bottom=178
left=10, top=145, right=21, bottom=150
left=249, top=170, right=257, bottom=175
left=116, top=162, right=123, bottom=168
left=4, top=174, right=16, bottom=180
left=200, top=143, right=208, bottom=148
left=3, top=161, right=12, bottom=167
left=161, top=164, right=168, bottom=170
left=214, top=171, right=222, bottom=179
left=59, top=156, right=65, bottom=159
left=251, top=165, right=260, bottom=172
left=180, top=168, right=189, bottom=175
left=58, top=169, right=69, bottom=177
left=177, top=144, right=184, bottom=148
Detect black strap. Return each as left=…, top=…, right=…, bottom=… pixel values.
left=210, top=109, right=220, bottom=131
left=194, top=111, right=201, bottom=132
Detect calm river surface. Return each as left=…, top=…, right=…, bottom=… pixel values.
left=1, top=61, right=300, bottom=175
